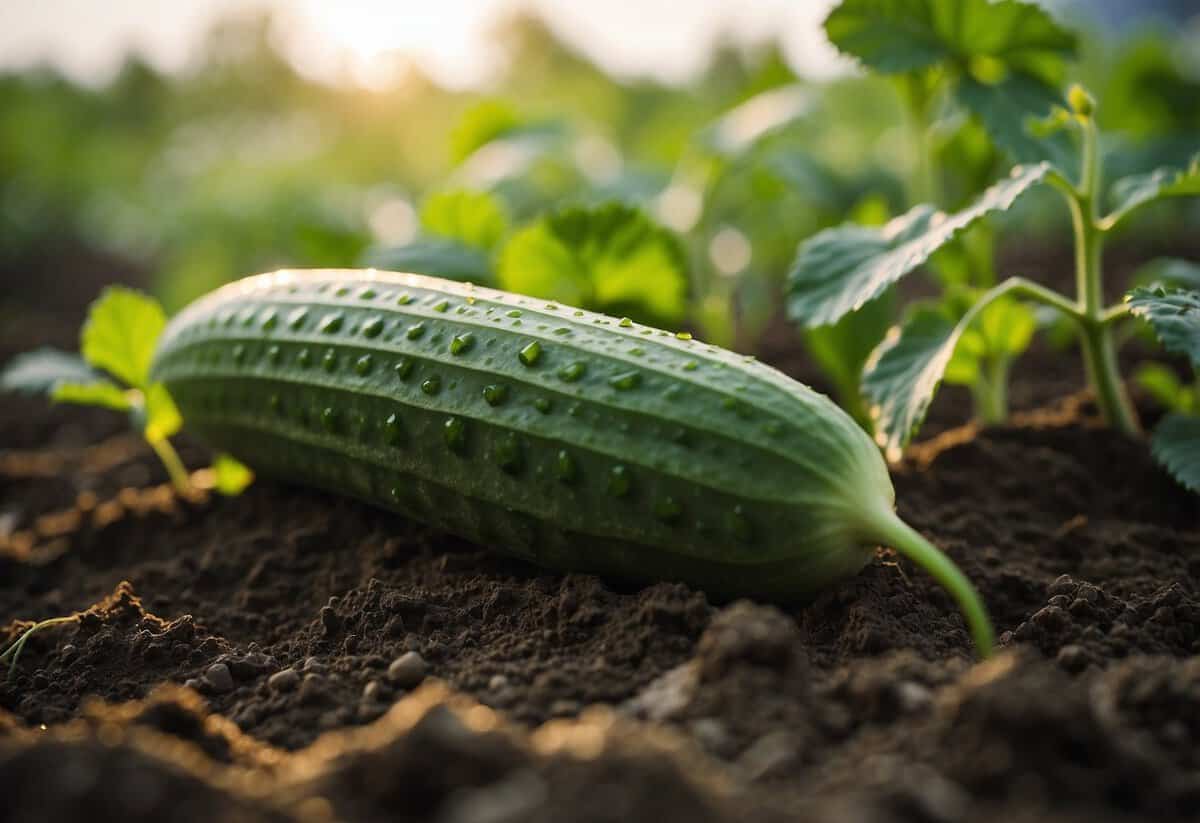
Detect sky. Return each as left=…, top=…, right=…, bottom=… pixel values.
left=0, top=0, right=846, bottom=89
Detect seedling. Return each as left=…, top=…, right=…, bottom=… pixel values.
left=791, top=0, right=1079, bottom=427
left=0, top=286, right=252, bottom=495
left=0, top=616, right=78, bottom=679
left=788, top=85, right=1200, bottom=477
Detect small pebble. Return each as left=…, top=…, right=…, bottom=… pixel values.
left=204, top=663, right=234, bottom=693
left=362, top=680, right=385, bottom=702
left=488, top=674, right=509, bottom=691
left=895, top=681, right=933, bottom=713
left=268, top=668, right=300, bottom=693
left=387, top=651, right=428, bottom=688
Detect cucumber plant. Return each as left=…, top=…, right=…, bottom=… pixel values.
left=789, top=84, right=1200, bottom=478
left=147, top=268, right=994, bottom=656
left=791, top=0, right=1079, bottom=427
left=0, top=286, right=251, bottom=496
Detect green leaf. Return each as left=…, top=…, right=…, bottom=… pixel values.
left=944, top=296, right=1036, bottom=386
left=1106, top=155, right=1200, bottom=228
left=450, top=100, right=524, bottom=164
left=143, top=383, right=182, bottom=442
left=80, top=286, right=167, bottom=389
left=1151, top=413, right=1200, bottom=493
left=1126, top=287, right=1200, bottom=369
left=212, top=454, right=254, bottom=496
left=420, top=189, right=510, bottom=252
left=956, top=74, right=1075, bottom=167
left=1134, top=363, right=1189, bottom=413
left=863, top=307, right=959, bottom=459
left=363, top=239, right=495, bottom=284
left=51, top=381, right=132, bottom=411
left=863, top=281, right=1035, bottom=458
left=787, top=162, right=1056, bottom=327
left=824, top=0, right=1076, bottom=78
left=0, top=348, right=102, bottom=395
left=1133, top=258, right=1200, bottom=291
left=498, top=203, right=688, bottom=325
left=803, top=291, right=895, bottom=427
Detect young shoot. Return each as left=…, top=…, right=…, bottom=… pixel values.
left=789, top=84, right=1200, bottom=482
left=0, top=286, right=252, bottom=496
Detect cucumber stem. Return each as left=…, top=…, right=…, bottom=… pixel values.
left=1066, top=115, right=1140, bottom=435
left=860, top=506, right=995, bottom=658
left=148, top=436, right=192, bottom=495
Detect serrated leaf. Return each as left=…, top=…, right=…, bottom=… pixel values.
left=1151, top=413, right=1200, bottom=493
left=803, top=291, right=895, bottom=428
left=824, top=0, right=1076, bottom=77
left=1133, top=258, right=1200, bottom=291
left=1106, top=155, right=1200, bottom=227
left=498, top=202, right=688, bottom=325
left=420, top=189, right=509, bottom=252
left=0, top=348, right=102, bottom=395
left=863, top=307, right=959, bottom=459
left=1126, top=287, right=1200, bottom=369
left=143, top=383, right=182, bottom=442
left=787, top=163, right=1055, bottom=327
left=212, top=454, right=254, bottom=496
left=864, top=281, right=1035, bottom=458
left=51, top=381, right=132, bottom=411
left=81, top=286, right=167, bottom=389
left=363, top=239, right=495, bottom=284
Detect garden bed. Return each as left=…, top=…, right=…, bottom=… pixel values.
left=1, top=304, right=1198, bottom=823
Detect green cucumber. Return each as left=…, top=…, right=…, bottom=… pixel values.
left=151, top=269, right=993, bottom=655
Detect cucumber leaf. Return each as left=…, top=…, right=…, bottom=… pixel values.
left=212, top=454, right=254, bottom=496
left=51, top=381, right=132, bottom=411
left=787, top=162, right=1056, bottom=327
left=863, top=307, right=959, bottom=459
left=450, top=100, right=525, bottom=164
left=1133, top=258, right=1200, bottom=291
left=956, top=74, right=1074, bottom=167
left=420, top=189, right=509, bottom=252
left=81, top=286, right=166, bottom=390
left=0, top=348, right=104, bottom=395
left=1126, top=287, right=1200, bottom=369
left=1106, top=155, right=1200, bottom=228
left=863, top=281, right=1036, bottom=458
left=1151, top=413, right=1200, bottom=493
left=945, top=295, right=1037, bottom=385
left=363, top=239, right=495, bottom=284
left=824, top=0, right=1076, bottom=77
left=803, top=291, right=895, bottom=428
left=498, top=202, right=688, bottom=325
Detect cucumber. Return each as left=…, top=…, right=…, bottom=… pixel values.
left=151, top=269, right=993, bottom=655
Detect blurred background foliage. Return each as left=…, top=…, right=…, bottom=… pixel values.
left=1, top=3, right=1197, bottom=348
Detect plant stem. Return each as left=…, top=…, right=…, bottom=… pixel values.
left=974, top=357, right=1010, bottom=424
left=1065, top=118, right=1140, bottom=435
left=0, top=616, right=78, bottom=678
left=860, top=506, right=994, bottom=658
left=149, top=436, right=192, bottom=494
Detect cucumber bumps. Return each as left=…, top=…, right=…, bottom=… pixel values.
left=151, top=270, right=993, bottom=655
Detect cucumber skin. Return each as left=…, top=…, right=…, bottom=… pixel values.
left=151, top=269, right=895, bottom=598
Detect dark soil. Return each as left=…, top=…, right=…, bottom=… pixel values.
left=2, top=254, right=1199, bottom=822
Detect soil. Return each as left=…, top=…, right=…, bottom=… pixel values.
left=2, top=246, right=1199, bottom=822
